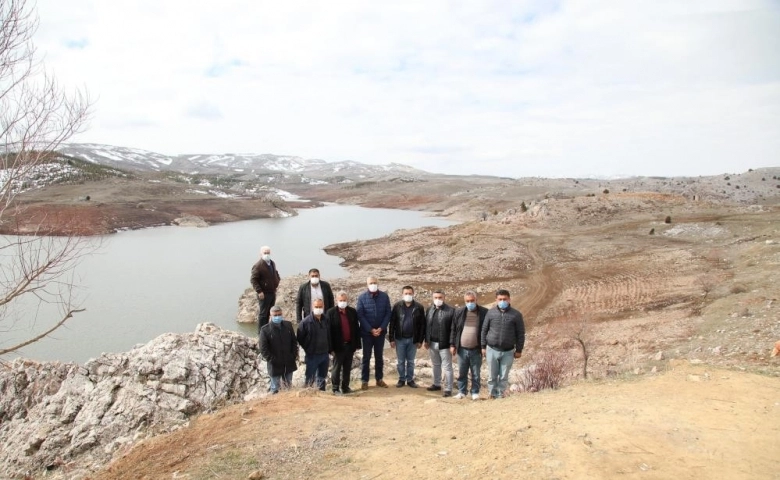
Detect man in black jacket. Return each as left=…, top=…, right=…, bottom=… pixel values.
left=259, top=305, right=298, bottom=394
left=297, top=298, right=331, bottom=391
left=295, top=268, right=335, bottom=322
left=425, top=289, right=455, bottom=397
left=450, top=291, right=488, bottom=400
left=326, top=290, right=361, bottom=395
left=251, top=245, right=280, bottom=330
left=481, top=289, right=525, bottom=399
left=388, top=285, right=426, bottom=388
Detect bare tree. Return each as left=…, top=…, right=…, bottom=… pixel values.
left=0, top=0, right=92, bottom=356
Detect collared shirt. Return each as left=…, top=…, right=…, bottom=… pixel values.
left=310, top=283, right=323, bottom=311
left=339, top=308, right=351, bottom=343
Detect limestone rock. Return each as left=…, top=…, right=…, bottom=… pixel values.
left=171, top=214, right=208, bottom=227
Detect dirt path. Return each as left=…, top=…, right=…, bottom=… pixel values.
left=93, top=361, right=779, bottom=480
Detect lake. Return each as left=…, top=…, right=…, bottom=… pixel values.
left=3, top=205, right=454, bottom=363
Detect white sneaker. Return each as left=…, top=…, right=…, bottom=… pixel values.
left=471, top=393, right=479, bottom=401
left=453, top=392, right=466, bottom=399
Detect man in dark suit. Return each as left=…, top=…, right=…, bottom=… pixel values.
left=295, top=268, right=335, bottom=322
left=250, top=245, right=280, bottom=331
left=259, top=305, right=298, bottom=394
left=326, top=290, right=361, bottom=395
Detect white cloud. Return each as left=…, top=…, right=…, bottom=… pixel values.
left=33, top=0, right=780, bottom=177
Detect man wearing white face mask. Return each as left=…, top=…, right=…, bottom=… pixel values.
left=389, top=285, right=426, bottom=388
left=425, top=289, right=455, bottom=397
left=325, top=291, right=361, bottom=395
left=297, top=298, right=332, bottom=391
left=251, top=245, right=280, bottom=331
left=295, top=268, right=335, bottom=322
left=356, top=276, right=392, bottom=389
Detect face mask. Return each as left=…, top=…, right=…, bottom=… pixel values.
left=466, top=302, right=476, bottom=311
left=337, top=301, right=348, bottom=309
left=368, top=283, right=378, bottom=293
left=271, top=315, right=283, bottom=323
left=262, top=254, right=271, bottom=262
left=313, top=308, right=324, bottom=315
left=310, top=277, right=320, bottom=285
left=497, top=300, right=509, bottom=310
left=403, top=294, right=414, bottom=303
left=433, top=299, right=444, bottom=307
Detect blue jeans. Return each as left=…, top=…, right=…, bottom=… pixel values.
left=457, top=347, right=482, bottom=395
left=361, top=334, right=385, bottom=382
left=304, top=353, right=330, bottom=390
left=486, top=346, right=515, bottom=398
left=395, top=337, right=417, bottom=382
left=268, top=369, right=293, bottom=394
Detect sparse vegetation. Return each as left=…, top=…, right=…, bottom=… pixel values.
left=518, top=351, right=570, bottom=392
left=665, top=215, right=672, bottom=223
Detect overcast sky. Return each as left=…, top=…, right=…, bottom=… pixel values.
left=34, top=1, right=779, bottom=178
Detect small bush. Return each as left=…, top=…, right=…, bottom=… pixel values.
left=603, top=189, right=609, bottom=194
left=730, top=284, right=748, bottom=294
left=664, top=215, right=672, bottom=224
left=518, top=351, right=569, bottom=392
left=520, top=201, right=528, bottom=213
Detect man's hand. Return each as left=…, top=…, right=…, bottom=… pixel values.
left=390, top=341, right=396, bottom=348
left=424, top=342, right=429, bottom=350
left=481, top=348, right=486, bottom=358
left=514, top=351, right=522, bottom=359
left=257, top=292, right=265, bottom=300
left=449, top=346, right=456, bottom=356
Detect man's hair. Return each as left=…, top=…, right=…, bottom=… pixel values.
left=337, top=290, right=349, bottom=299
left=463, top=290, right=477, bottom=300
left=313, top=298, right=324, bottom=305
left=495, top=289, right=511, bottom=298
left=270, top=305, right=282, bottom=313
left=402, top=285, right=414, bottom=293
left=308, top=268, right=320, bottom=275
left=433, top=289, right=445, bottom=296
left=260, top=245, right=271, bottom=255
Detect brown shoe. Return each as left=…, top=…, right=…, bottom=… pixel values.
left=376, top=380, right=388, bottom=388
left=361, top=382, right=369, bottom=390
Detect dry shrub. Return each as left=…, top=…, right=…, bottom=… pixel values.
left=518, top=350, right=570, bottom=392
left=730, top=284, right=748, bottom=294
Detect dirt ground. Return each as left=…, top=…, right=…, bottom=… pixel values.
left=91, top=361, right=779, bottom=480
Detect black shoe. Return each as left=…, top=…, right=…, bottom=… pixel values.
left=443, top=391, right=452, bottom=398
left=407, top=381, right=419, bottom=388
left=396, top=381, right=406, bottom=388
left=342, top=387, right=353, bottom=394
left=426, top=385, right=442, bottom=391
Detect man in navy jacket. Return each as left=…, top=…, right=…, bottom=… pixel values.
left=356, top=276, right=391, bottom=389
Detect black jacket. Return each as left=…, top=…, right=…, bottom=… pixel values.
left=388, top=300, right=426, bottom=343
left=251, top=259, right=280, bottom=295
left=295, top=280, right=335, bottom=322
left=296, top=313, right=332, bottom=355
left=425, top=303, right=455, bottom=349
left=481, top=306, right=525, bottom=352
left=450, top=304, right=489, bottom=350
left=259, top=321, right=298, bottom=377
left=325, top=305, right=361, bottom=352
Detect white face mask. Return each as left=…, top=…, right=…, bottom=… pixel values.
left=310, top=277, right=320, bottom=285
left=337, top=301, right=348, bottom=309
left=403, top=294, right=414, bottom=303
left=433, top=299, right=444, bottom=307
left=262, top=253, right=271, bottom=262
left=313, top=307, right=324, bottom=315
left=368, top=283, right=378, bottom=293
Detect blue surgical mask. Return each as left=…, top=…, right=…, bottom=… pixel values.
left=271, top=315, right=283, bottom=324
left=466, top=302, right=476, bottom=311
left=497, top=300, right=509, bottom=310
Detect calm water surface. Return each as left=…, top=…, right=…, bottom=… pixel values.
left=6, top=205, right=453, bottom=363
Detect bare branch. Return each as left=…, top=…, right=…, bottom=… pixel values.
left=0, top=307, right=84, bottom=355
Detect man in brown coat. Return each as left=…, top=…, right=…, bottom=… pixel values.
left=251, top=245, right=280, bottom=331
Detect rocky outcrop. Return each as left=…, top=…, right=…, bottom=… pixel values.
left=0, top=323, right=267, bottom=479
left=171, top=214, right=208, bottom=227
left=236, top=274, right=309, bottom=324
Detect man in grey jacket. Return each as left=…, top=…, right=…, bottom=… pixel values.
left=481, top=289, right=525, bottom=399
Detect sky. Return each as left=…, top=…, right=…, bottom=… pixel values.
left=32, top=0, right=780, bottom=178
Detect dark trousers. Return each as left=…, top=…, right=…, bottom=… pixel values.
left=304, top=353, right=330, bottom=390
left=332, top=344, right=356, bottom=391
left=361, top=334, right=385, bottom=382
left=256, top=292, right=276, bottom=331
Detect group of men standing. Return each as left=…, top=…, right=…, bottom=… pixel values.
left=250, top=246, right=526, bottom=399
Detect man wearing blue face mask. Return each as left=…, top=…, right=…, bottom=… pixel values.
left=481, top=289, right=525, bottom=399
left=450, top=291, right=488, bottom=400
left=259, top=305, right=298, bottom=394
